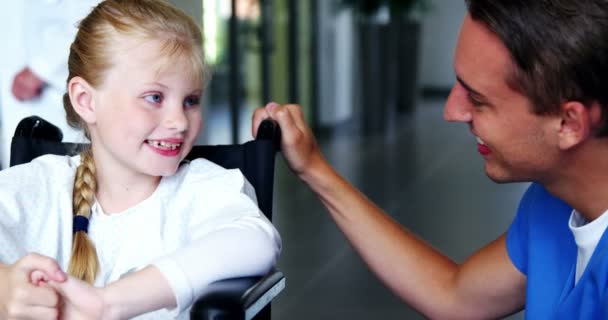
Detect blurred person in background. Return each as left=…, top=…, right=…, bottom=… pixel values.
left=0, top=0, right=100, bottom=168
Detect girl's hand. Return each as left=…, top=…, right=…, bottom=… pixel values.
left=0, top=253, right=66, bottom=319
left=48, top=276, right=106, bottom=320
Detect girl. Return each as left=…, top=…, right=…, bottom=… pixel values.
left=0, top=0, right=281, bottom=319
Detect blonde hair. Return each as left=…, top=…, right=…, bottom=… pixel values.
left=63, top=0, right=206, bottom=283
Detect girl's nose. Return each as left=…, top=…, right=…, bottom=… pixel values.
left=164, top=107, right=188, bottom=132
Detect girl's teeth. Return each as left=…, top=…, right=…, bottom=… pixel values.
left=148, top=140, right=181, bottom=150
left=476, top=137, right=486, bottom=145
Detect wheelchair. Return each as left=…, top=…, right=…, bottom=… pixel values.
left=10, top=116, right=285, bottom=320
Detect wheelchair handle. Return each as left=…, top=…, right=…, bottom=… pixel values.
left=256, top=119, right=281, bottom=151
left=14, top=116, right=63, bottom=142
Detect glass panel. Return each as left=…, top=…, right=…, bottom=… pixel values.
left=202, top=0, right=264, bottom=144
left=197, top=0, right=314, bottom=145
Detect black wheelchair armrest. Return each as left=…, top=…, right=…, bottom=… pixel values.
left=190, top=269, right=285, bottom=320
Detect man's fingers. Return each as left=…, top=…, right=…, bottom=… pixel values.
left=284, top=103, right=304, bottom=118
left=284, top=104, right=307, bottom=132
left=268, top=104, right=304, bottom=145
left=253, top=103, right=312, bottom=152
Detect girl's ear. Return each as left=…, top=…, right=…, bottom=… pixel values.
left=68, top=76, right=96, bottom=124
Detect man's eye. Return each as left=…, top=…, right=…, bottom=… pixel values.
left=145, top=94, right=162, bottom=103
left=467, top=93, right=483, bottom=107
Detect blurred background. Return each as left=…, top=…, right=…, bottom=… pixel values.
left=183, top=0, right=464, bottom=146
left=2, top=0, right=529, bottom=318
left=179, top=1, right=528, bottom=318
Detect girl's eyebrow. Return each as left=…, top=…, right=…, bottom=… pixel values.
left=143, top=82, right=202, bottom=94
left=188, top=88, right=203, bottom=95
left=143, top=82, right=169, bottom=89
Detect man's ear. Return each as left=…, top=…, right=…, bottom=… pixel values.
left=557, top=101, right=601, bottom=150
left=67, top=76, right=96, bottom=124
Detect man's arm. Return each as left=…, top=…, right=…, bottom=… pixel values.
left=252, top=103, right=526, bottom=319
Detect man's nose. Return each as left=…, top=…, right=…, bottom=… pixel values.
left=443, top=84, right=473, bottom=122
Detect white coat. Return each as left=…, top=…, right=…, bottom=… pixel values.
left=0, top=0, right=100, bottom=168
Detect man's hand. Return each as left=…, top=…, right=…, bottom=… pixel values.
left=11, top=68, right=46, bottom=101
left=0, top=253, right=66, bottom=319
left=252, top=103, right=326, bottom=178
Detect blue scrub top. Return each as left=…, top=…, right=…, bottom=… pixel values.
left=506, top=183, right=608, bottom=319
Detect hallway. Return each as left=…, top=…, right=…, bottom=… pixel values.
left=268, top=98, right=527, bottom=319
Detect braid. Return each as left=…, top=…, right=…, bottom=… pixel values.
left=67, top=149, right=100, bottom=283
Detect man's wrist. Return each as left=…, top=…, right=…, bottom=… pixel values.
left=300, top=155, right=336, bottom=192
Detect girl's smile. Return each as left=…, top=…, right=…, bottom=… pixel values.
left=145, top=138, right=184, bottom=156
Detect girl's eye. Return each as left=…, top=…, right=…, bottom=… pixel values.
left=184, top=96, right=200, bottom=108
left=144, top=94, right=163, bottom=104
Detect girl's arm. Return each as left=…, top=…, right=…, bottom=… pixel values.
left=152, top=215, right=280, bottom=315
left=52, top=185, right=280, bottom=319
left=49, top=266, right=173, bottom=320
left=52, top=220, right=279, bottom=319
left=147, top=165, right=281, bottom=316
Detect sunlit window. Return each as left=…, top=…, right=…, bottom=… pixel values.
left=202, top=0, right=260, bottom=65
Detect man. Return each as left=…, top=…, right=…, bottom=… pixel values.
left=252, top=0, right=608, bottom=318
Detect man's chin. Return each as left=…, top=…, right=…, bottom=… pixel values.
left=486, top=175, right=513, bottom=184
left=485, top=169, right=529, bottom=184
left=484, top=165, right=516, bottom=184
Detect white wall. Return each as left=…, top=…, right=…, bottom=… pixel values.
left=419, top=0, right=466, bottom=89
left=317, top=2, right=355, bottom=127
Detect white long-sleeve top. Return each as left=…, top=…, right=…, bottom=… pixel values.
left=0, top=154, right=281, bottom=319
